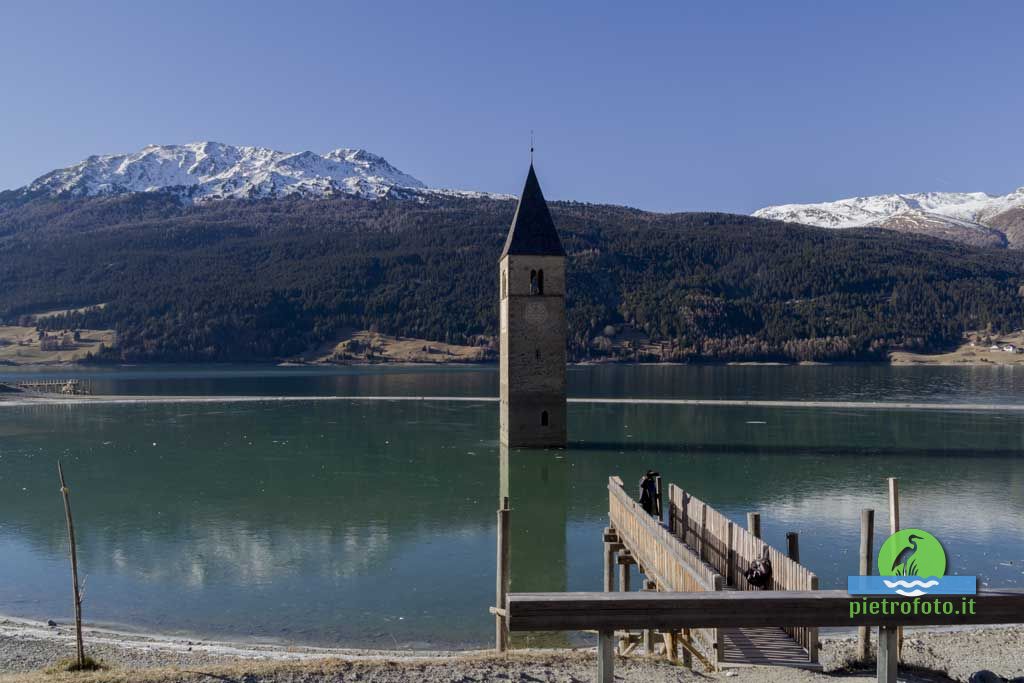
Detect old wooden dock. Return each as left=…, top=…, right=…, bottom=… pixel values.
left=603, top=475, right=818, bottom=669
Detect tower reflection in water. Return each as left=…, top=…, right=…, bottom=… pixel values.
left=498, top=443, right=571, bottom=647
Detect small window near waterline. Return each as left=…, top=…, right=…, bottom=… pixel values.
left=541, top=411, right=549, bottom=426
left=535, top=348, right=541, bottom=360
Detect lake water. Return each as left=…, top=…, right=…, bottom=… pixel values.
left=1, top=364, right=1023, bottom=647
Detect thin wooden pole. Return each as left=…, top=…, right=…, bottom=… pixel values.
left=858, top=509, right=875, bottom=662
left=786, top=532, right=800, bottom=563
left=747, top=512, right=761, bottom=539
left=654, top=475, right=663, bottom=521
left=495, top=496, right=510, bottom=653
left=888, top=479, right=900, bottom=536
left=57, top=462, right=85, bottom=669
left=887, top=478, right=903, bottom=657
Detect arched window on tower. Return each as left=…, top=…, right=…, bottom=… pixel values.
left=541, top=411, right=549, bottom=426
left=537, top=270, right=544, bottom=295
left=530, top=270, right=539, bottom=295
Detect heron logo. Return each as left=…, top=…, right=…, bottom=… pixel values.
left=847, top=528, right=976, bottom=596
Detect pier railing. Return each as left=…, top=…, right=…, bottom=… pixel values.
left=668, top=484, right=819, bottom=659
left=608, top=476, right=722, bottom=660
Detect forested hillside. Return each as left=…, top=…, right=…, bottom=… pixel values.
left=1, top=193, right=1023, bottom=363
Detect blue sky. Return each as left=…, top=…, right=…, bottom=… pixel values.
left=2, top=1, right=1023, bottom=213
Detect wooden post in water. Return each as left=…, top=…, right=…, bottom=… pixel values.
left=495, top=496, right=510, bottom=653
left=887, top=478, right=903, bottom=657
left=747, top=512, right=761, bottom=539
left=858, top=508, right=875, bottom=662
left=57, top=462, right=86, bottom=670
left=888, top=478, right=900, bottom=536
left=786, top=532, right=800, bottom=563
left=603, top=528, right=616, bottom=593
left=619, top=553, right=632, bottom=592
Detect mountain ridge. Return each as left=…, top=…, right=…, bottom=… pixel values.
left=754, top=187, right=1024, bottom=248
left=7, top=141, right=507, bottom=204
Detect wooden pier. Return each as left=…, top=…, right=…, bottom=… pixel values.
left=5, top=379, right=91, bottom=395
left=603, top=475, right=818, bottom=669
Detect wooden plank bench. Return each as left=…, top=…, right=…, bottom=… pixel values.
left=507, top=589, right=1024, bottom=683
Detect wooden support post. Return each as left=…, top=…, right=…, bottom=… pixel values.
left=888, top=478, right=900, bottom=536
left=747, top=512, right=761, bottom=539
left=662, top=630, right=677, bottom=662
left=858, top=509, right=875, bottom=662
left=495, top=496, right=510, bottom=653
left=786, top=531, right=800, bottom=563
left=604, top=541, right=616, bottom=592
left=726, top=521, right=734, bottom=586
left=888, top=478, right=903, bottom=658
left=699, top=503, right=708, bottom=562
left=618, top=554, right=631, bottom=651
left=713, top=574, right=725, bottom=669
left=877, top=625, right=898, bottom=683
left=598, top=630, right=614, bottom=683
left=679, top=491, right=689, bottom=545
left=681, top=628, right=693, bottom=668
left=655, top=475, right=663, bottom=522
left=808, top=574, right=819, bottom=663
left=643, top=580, right=656, bottom=655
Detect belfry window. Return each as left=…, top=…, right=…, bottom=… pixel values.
left=530, top=270, right=538, bottom=295
left=541, top=411, right=549, bottom=426
left=537, top=270, right=544, bottom=294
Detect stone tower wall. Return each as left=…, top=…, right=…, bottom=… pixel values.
left=499, top=254, right=567, bottom=447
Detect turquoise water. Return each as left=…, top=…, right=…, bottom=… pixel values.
left=0, top=365, right=1022, bottom=647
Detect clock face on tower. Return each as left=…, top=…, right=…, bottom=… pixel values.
left=525, top=300, right=548, bottom=326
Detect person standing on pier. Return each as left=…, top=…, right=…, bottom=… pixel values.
left=638, top=470, right=659, bottom=516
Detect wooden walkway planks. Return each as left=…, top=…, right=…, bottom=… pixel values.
left=718, top=626, right=818, bottom=668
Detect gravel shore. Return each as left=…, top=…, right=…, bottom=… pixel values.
left=1, top=617, right=1022, bottom=682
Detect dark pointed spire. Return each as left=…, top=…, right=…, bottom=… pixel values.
left=500, top=164, right=565, bottom=259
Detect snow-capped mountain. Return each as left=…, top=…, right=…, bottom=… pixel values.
left=754, top=188, right=1024, bottom=248
left=18, top=142, right=499, bottom=203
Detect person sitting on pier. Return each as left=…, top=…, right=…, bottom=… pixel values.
left=638, top=470, right=659, bottom=516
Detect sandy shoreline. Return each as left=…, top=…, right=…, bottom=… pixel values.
left=2, top=615, right=1022, bottom=682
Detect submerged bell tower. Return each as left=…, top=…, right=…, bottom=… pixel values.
left=499, top=163, right=567, bottom=448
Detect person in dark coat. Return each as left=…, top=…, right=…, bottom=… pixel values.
left=639, top=470, right=659, bottom=516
